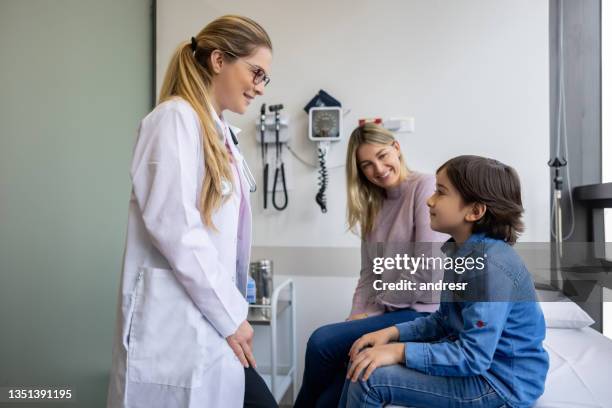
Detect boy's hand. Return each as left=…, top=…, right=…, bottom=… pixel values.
left=347, top=343, right=405, bottom=382
left=348, top=326, right=399, bottom=361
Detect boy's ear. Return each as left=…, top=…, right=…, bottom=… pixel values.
left=465, top=202, right=486, bottom=223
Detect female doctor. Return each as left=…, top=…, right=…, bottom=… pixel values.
left=106, top=15, right=277, bottom=408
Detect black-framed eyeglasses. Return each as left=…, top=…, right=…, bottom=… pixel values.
left=224, top=50, right=270, bottom=87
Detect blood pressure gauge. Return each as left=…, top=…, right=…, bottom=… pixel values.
left=308, top=107, right=342, bottom=141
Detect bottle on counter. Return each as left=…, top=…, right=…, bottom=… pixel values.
left=246, top=274, right=257, bottom=304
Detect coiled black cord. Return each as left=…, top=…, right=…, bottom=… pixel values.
left=315, top=146, right=328, bottom=213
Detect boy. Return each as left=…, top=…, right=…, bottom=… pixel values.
left=339, top=155, right=549, bottom=408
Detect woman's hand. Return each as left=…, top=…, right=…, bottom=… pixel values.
left=346, top=313, right=369, bottom=321
left=348, top=326, right=399, bottom=361
left=346, top=343, right=405, bottom=382
left=226, top=320, right=257, bottom=368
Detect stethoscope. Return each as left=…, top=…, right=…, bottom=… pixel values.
left=228, top=127, right=257, bottom=194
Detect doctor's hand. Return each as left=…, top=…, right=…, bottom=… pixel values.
left=348, top=326, right=399, bottom=361
left=226, top=320, right=257, bottom=368
left=346, top=343, right=405, bottom=382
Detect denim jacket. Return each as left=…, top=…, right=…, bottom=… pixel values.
left=395, top=233, right=549, bottom=408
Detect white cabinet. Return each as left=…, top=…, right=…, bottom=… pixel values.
left=248, top=279, right=297, bottom=404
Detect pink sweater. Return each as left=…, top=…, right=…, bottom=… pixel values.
left=350, top=171, right=449, bottom=316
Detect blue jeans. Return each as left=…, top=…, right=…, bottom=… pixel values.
left=338, top=364, right=507, bottom=408
left=294, top=309, right=428, bottom=408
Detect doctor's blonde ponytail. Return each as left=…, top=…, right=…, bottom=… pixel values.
left=158, top=15, right=272, bottom=229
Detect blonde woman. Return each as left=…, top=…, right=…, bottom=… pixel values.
left=295, top=123, right=448, bottom=407
left=107, top=16, right=277, bottom=408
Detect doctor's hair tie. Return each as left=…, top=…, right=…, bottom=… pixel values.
left=190, top=36, right=198, bottom=52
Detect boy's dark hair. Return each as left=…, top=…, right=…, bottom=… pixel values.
left=437, top=155, right=524, bottom=244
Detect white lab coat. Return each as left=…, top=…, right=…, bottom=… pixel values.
left=107, top=98, right=253, bottom=408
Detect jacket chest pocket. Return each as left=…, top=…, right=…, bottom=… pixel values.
left=126, top=267, right=220, bottom=388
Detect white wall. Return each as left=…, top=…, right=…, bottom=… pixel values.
left=157, top=0, right=551, bottom=394
left=157, top=0, right=550, bottom=248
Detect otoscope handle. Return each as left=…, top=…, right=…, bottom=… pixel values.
left=263, top=163, right=269, bottom=209
left=268, top=104, right=283, bottom=112
left=260, top=103, right=267, bottom=132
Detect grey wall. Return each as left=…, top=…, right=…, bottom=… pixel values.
left=549, top=0, right=603, bottom=330
left=0, top=0, right=152, bottom=406
left=549, top=0, right=602, bottom=242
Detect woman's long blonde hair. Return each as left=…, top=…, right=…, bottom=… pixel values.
left=158, top=15, right=272, bottom=229
left=346, top=123, right=409, bottom=237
